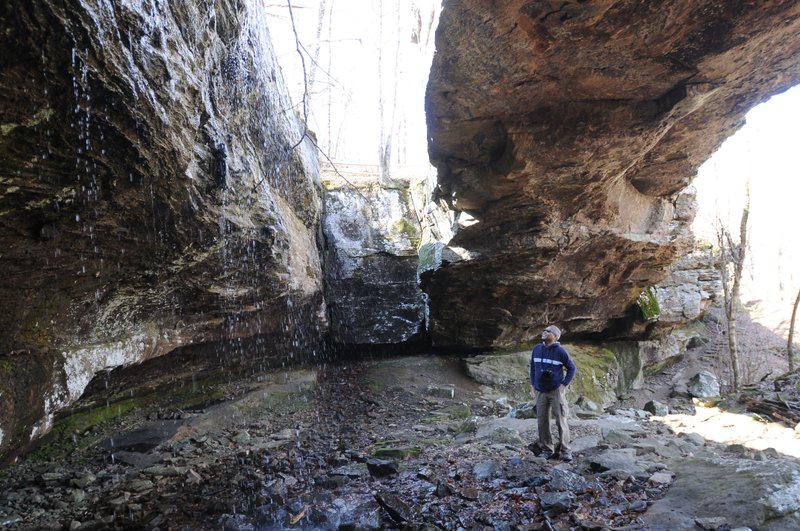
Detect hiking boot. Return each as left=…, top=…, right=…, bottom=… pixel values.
left=560, top=452, right=573, bottom=462
left=539, top=451, right=553, bottom=460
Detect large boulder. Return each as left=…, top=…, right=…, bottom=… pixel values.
left=424, top=0, right=800, bottom=347
left=0, top=1, right=324, bottom=458
left=463, top=344, right=640, bottom=408
left=569, top=345, right=638, bottom=408
left=609, top=323, right=706, bottom=379
left=464, top=351, right=531, bottom=387
left=687, top=370, right=721, bottom=398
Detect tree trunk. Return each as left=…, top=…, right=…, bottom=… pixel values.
left=306, top=0, right=327, bottom=95
left=730, top=186, right=749, bottom=391
left=326, top=0, right=334, bottom=155
left=788, top=287, right=800, bottom=372
left=727, top=309, right=740, bottom=390
left=717, top=180, right=750, bottom=392
left=377, top=0, right=387, bottom=183
left=377, top=0, right=401, bottom=185
left=717, top=228, right=739, bottom=392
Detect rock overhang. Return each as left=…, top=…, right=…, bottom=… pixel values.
left=423, top=0, right=800, bottom=347
left=0, top=0, right=325, bottom=459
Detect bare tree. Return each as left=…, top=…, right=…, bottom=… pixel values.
left=788, top=287, right=800, bottom=372
left=377, top=0, right=401, bottom=185
left=306, top=0, right=327, bottom=95
left=326, top=0, right=334, bottom=155
left=716, top=180, right=750, bottom=392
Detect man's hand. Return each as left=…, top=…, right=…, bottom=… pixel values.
left=530, top=388, right=536, bottom=399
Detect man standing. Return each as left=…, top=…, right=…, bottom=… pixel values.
left=530, top=325, right=576, bottom=461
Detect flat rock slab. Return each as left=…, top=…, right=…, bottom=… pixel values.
left=633, top=437, right=684, bottom=459
left=603, top=429, right=637, bottom=446
left=362, top=356, right=482, bottom=397
left=588, top=448, right=648, bottom=476
left=110, top=450, right=163, bottom=469
left=570, top=434, right=601, bottom=453
left=464, top=352, right=530, bottom=386
left=188, top=369, right=318, bottom=434
left=643, top=456, right=800, bottom=530
left=96, top=420, right=184, bottom=453
left=594, top=415, right=647, bottom=438
left=475, top=417, right=536, bottom=440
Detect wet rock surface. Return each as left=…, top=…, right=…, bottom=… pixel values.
left=322, top=180, right=427, bottom=345
left=2, top=355, right=798, bottom=530
left=0, top=0, right=324, bottom=457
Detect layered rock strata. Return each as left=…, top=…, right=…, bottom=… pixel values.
left=425, top=0, right=800, bottom=347
left=322, top=177, right=427, bottom=344
left=0, top=1, right=324, bottom=457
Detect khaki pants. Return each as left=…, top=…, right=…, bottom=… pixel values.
left=536, top=386, right=571, bottom=453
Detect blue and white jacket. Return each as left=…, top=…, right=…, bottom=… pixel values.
left=530, top=341, right=576, bottom=393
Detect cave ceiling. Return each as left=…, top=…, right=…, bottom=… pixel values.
left=424, top=0, right=800, bottom=347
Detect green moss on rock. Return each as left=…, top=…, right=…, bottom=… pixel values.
left=643, top=355, right=683, bottom=377
left=417, top=242, right=441, bottom=275
left=365, top=379, right=385, bottom=392
left=28, top=397, right=147, bottom=460
left=486, top=427, right=525, bottom=445
left=568, top=345, right=621, bottom=407
left=391, top=217, right=418, bottom=242
left=448, top=416, right=478, bottom=434
left=1, top=108, right=54, bottom=137
left=636, top=287, right=661, bottom=320
left=442, top=403, right=471, bottom=419
left=67, top=398, right=144, bottom=433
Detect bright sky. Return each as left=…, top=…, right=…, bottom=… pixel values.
left=264, top=1, right=438, bottom=171
left=693, top=84, right=800, bottom=332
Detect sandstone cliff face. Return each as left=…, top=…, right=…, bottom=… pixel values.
left=424, top=0, right=800, bottom=347
left=0, top=1, right=324, bottom=456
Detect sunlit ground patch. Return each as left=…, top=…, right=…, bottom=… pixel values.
left=657, top=403, right=800, bottom=458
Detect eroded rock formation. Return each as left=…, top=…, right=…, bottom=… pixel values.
left=424, top=0, right=800, bottom=347
left=0, top=1, right=324, bottom=457
left=3, top=0, right=800, bottom=462
left=322, top=177, right=427, bottom=345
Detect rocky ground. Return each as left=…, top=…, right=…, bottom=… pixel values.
left=1, top=338, right=799, bottom=530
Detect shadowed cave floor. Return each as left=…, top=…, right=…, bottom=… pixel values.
left=1, top=330, right=799, bottom=530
